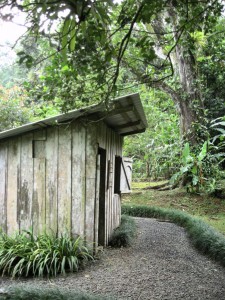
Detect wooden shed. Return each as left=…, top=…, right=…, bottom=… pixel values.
left=0, top=93, right=147, bottom=248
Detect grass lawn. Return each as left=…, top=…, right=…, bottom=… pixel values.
left=122, top=181, right=225, bottom=234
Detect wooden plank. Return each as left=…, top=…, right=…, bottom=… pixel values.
left=71, top=122, right=86, bottom=239
left=33, top=130, right=46, bottom=235
left=0, top=143, right=7, bottom=232
left=33, top=158, right=46, bottom=235
left=108, top=131, right=112, bottom=240
left=105, top=127, right=110, bottom=245
left=7, top=138, right=20, bottom=235
left=19, top=133, right=33, bottom=231
left=97, top=148, right=106, bottom=247
left=85, top=124, right=97, bottom=246
left=58, top=124, right=72, bottom=236
left=96, top=123, right=124, bottom=246
left=116, top=134, right=122, bottom=226
left=33, top=129, right=47, bottom=141
left=94, top=154, right=100, bottom=250
left=33, top=141, right=45, bottom=159
left=97, top=121, right=106, bottom=149
left=45, top=127, right=58, bottom=234
left=110, top=132, right=115, bottom=237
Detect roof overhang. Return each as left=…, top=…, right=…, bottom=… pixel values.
left=0, top=93, right=148, bottom=140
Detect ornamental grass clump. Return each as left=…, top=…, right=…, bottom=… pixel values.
left=0, top=284, right=107, bottom=300
left=0, top=231, right=93, bottom=278
left=122, top=204, right=225, bottom=266
left=109, top=215, right=137, bottom=247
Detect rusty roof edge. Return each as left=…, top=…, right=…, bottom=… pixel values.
left=0, top=93, right=147, bottom=140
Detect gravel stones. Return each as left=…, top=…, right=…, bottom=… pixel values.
left=2, top=217, right=225, bottom=299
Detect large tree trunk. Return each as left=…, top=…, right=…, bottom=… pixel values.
left=153, top=80, right=200, bottom=144
left=168, top=4, right=204, bottom=144
left=150, top=5, right=205, bottom=144
left=122, top=1, right=206, bottom=145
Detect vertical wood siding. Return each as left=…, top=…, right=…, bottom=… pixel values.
left=71, top=122, right=86, bottom=239
left=45, top=127, right=58, bottom=234
left=32, top=125, right=47, bottom=235
left=0, top=143, right=7, bottom=232
left=19, top=133, right=33, bottom=231
left=7, top=138, right=20, bottom=234
left=97, top=122, right=123, bottom=245
left=85, top=124, right=98, bottom=245
left=0, top=119, right=123, bottom=248
left=58, top=125, right=72, bottom=235
left=33, top=157, right=46, bottom=235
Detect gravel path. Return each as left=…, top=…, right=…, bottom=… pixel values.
left=1, top=217, right=225, bottom=299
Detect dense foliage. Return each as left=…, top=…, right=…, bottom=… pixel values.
left=0, top=86, right=31, bottom=131
left=0, top=230, right=93, bottom=278
left=123, top=86, right=180, bottom=179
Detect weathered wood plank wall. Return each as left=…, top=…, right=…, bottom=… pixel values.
left=97, top=122, right=122, bottom=245
left=0, top=143, right=7, bottom=233
left=85, top=124, right=97, bottom=245
left=45, top=127, right=58, bottom=234
left=71, top=122, right=86, bottom=239
left=33, top=131, right=46, bottom=235
left=7, top=138, right=20, bottom=235
left=20, top=133, right=33, bottom=231
left=58, top=125, right=72, bottom=235
left=0, top=118, right=123, bottom=247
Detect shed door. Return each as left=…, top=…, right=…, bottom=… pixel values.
left=97, top=148, right=106, bottom=246
left=120, top=157, right=132, bottom=193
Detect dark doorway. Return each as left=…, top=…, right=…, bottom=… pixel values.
left=97, top=148, right=106, bottom=246
left=114, top=156, right=122, bottom=194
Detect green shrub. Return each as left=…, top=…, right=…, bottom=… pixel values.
left=0, top=284, right=107, bottom=300
left=109, top=215, right=137, bottom=247
left=0, top=231, right=93, bottom=278
left=122, top=204, right=225, bottom=266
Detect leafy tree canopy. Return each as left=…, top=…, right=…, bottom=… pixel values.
left=1, top=0, right=223, bottom=105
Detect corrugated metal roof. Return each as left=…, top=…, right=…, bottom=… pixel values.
left=0, top=93, right=147, bottom=140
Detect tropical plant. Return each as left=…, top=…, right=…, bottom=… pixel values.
left=210, top=117, right=225, bottom=153
left=170, top=142, right=209, bottom=192
left=0, top=230, right=93, bottom=278
left=170, top=130, right=225, bottom=193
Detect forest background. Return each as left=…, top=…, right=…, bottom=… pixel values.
left=0, top=0, right=225, bottom=194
